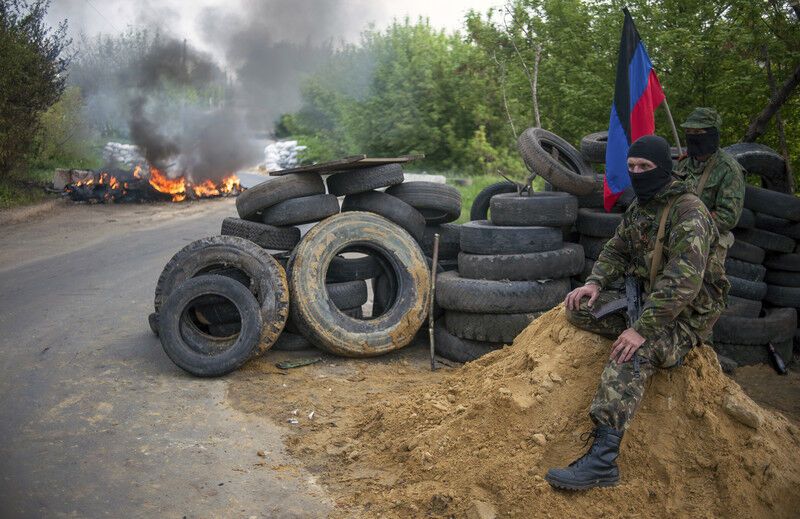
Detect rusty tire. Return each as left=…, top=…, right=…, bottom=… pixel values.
left=153, top=235, right=289, bottom=355
left=288, top=212, right=430, bottom=357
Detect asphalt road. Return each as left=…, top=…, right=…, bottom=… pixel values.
left=0, top=197, right=331, bottom=518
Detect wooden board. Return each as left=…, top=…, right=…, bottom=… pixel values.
left=269, top=154, right=424, bottom=176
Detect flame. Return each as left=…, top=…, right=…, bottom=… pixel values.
left=148, top=166, right=187, bottom=202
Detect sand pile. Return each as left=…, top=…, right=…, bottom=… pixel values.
left=334, top=306, right=800, bottom=517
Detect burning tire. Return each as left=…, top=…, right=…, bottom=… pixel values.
left=220, top=217, right=300, bottom=251
left=153, top=235, right=289, bottom=355
left=236, top=173, right=325, bottom=221
left=288, top=212, right=430, bottom=357
left=159, top=275, right=264, bottom=377
left=260, top=193, right=340, bottom=226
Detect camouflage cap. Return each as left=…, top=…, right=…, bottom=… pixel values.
left=680, top=107, right=722, bottom=130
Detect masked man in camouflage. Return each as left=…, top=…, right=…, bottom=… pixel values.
left=676, top=107, right=745, bottom=256
left=544, top=135, right=728, bottom=491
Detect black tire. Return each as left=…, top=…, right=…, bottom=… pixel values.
left=713, top=308, right=797, bottom=345
left=469, top=181, right=517, bottom=221
left=436, top=271, right=569, bottom=313
left=236, top=173, right=325, bottom=221
left=153, top=235, right=290, bottom=355
left=764, top=270, right=800, bottom=288
left=728, top=239, right=765, bottom=264
left=326, top=280, right=368, bottom=309
left=755, top=213, right=800, bottom=241
left=418, top=224, right=461, bottom=260
left=517, top=127, right=602, bottom=196
left=341, top=190, right=426, bottom=242
left=736, top=208, right=756, bottom=230
left=714, top=340, right=793, bottom=367
left=460, top=220, right=563, bottom=255
left=764, top=284, right=800, bottom=308
left=579, top=131, right=607, bottom=164
left=764, top=253, right=800, bottom=272
left=326, top=254, right=383, bottom=282
left=148, top=312, right=159, bottom=336
left=724, top=258, right=766, bottom=282
left=576, top=190, right=605, bottom=209
left=724, top=143, right=790, bottom=194
left=579, top=235, right=609, bottom=261
left=728, top=275, right=767, bottom=301
left=457, top=243, right=584, bottom=281
left=733, top=228, right=795, bottom=254
left=208, top=322, right=241, bottom=337
left=159, top=275, right=263, bottom=377
left=444, top=311, right=543, bottom=343
left=260, top=194, right=340, bottom=226
left=385, top=182, right=461, bottom=224
left=220, top=217, right=300, bottom=251
left=273, top=331, right=316, bottom=351
left=288, top=212, right=429, bottom=357
left=743, top=185, right=800, bottom=222
left=489, top=192, right=578, bottom=227
left=576, top=208, right=623, bottom=238
left=326, top=164, right=405, bottom=196
left=434, top=321, right=502, bottom=363
left=724, top=295, right=762, bottom=318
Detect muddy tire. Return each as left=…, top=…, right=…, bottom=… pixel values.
left=728, top=239, right=765, bottom=264
left=469, top=181, right=518, bottom=221
left=326, top=164, right=404, bottom=196
left=159, top=275, right=263, bottom=377
left=220, top=217, right=300, bottom=251
left=576, top=208, right=623, bottom=238
left=419, top=224, right=461, bottom=259
left=260, top=194, right=340, bottom=226
left=724, top=258, right=766, bottom=282
left=727, top=275, right=767, bottom=301
left=288, top=212, right=429, bottom=357
left=517, top=127, right=601, bottom=196
left=724, top=295, right=762, bottom=318
left=236, top=173, right=325, bottom=221
left=437, top=271, right=569, bottom=313
left=460, top=220, right=563, bottom=255
left=153, top=235, right=289, bottom=354
left=342, top=190, right=426, bottom=242
left=764, top=253, right=800, bottom=272
left=734, top=228, right=795, bottom=254
left=457, top=243, right=584, bottom=281
left=385, top=181, right=461, bottom=224
left=489, top=192, right=578, bottom=227
left=434, top=321, right=502, bottom=363
left=743, top=185, right=800, bottom=221
left=444, top=310, right=543, bottom=343
left=713, top=308, right=797, bottom=345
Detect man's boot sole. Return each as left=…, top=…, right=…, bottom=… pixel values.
left=544, top=474, right=619, bottom=491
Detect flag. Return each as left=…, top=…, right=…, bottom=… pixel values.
left=604, top=8, right=665, bottom=211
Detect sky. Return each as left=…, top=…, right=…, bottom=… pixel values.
left=48, top=0, right=503, bottom=61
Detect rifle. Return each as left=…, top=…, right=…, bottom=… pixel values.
left=590, top=274, right=643, bottom=326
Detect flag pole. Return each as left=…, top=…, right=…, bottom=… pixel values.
left=662, top=98, right=683, bottom=154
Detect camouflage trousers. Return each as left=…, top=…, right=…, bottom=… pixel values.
left=566, top=290, right=698, bottom=431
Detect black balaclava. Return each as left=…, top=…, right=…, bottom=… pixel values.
left=686, top=127, right=719, bottom=158
left=627, top=135, right=673, bottom=204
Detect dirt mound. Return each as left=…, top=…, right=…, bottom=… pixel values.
left=333, top=306, right=800, bottom=517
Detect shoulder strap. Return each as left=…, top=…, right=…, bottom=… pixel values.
left=649, top=194, right=691, bottom=290
left=694, top=153, right=719, bottom=195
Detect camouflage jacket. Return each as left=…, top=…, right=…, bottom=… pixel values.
left=586, top=180, right=728, bottom=342
left=676, top=148, right=745, bottom=239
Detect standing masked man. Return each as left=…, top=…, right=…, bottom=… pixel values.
left=544, top=135, right=728, bottom=491
left=676, top=107, right=745, bottom=257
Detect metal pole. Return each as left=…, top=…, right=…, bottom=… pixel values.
left=428, top=234, right=440, bottom=371
left=662, top=98, right=683, bottom=155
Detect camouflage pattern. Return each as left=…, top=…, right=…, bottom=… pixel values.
left=679, top=107, right=722, bottom=130
left=677, top=148, right=745, bottom=242
left=566, top=297, right=697, bottom=430
left=585, top=180, right=728, bottom=342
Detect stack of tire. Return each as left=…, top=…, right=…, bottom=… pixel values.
left=435, top=189, right=584, bottom=363
left=714, top=185, right=799, bottom=368
left=149, top=163, right=464, bottom=375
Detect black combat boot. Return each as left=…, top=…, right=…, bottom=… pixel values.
left=544, top=425, right=623, bottom=490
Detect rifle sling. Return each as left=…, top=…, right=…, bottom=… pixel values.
left=649, top=196, right=679, bottom=290
left=694, top=153, right=719, bottom=196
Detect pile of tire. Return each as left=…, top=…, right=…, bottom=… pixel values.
left=149, top=163, right=463, bottom=375
left=438, top=141, right=587, bottom=362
